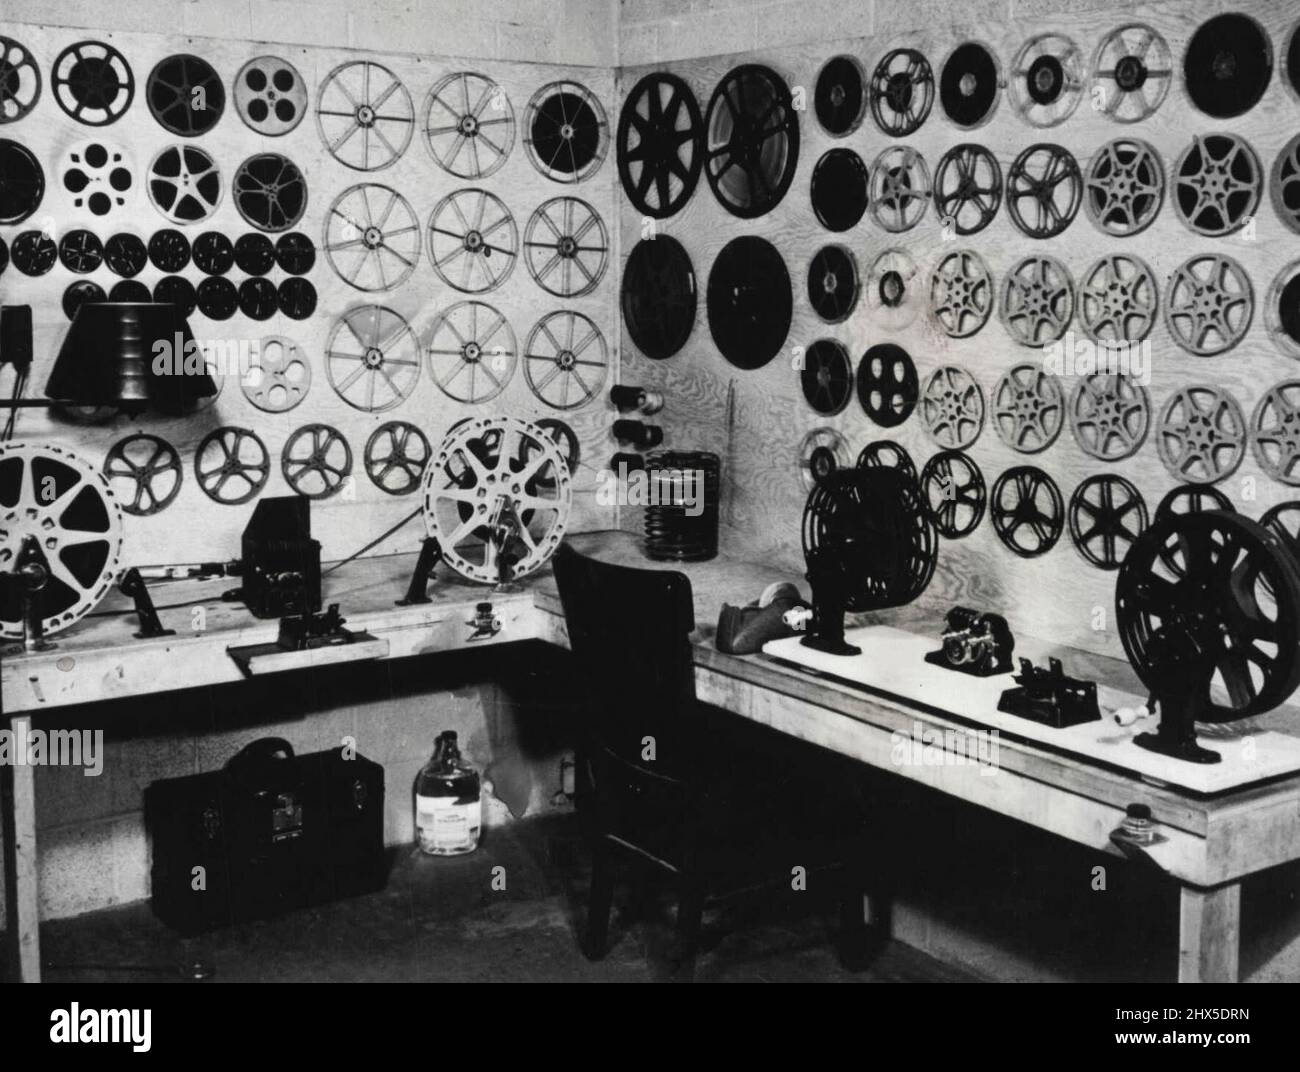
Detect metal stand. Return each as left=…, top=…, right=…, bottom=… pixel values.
left=118, top=567, right=176, bottom=640
left=1, top=537, right=55, bottom=654
left=396, top=538, right=443, bottom=606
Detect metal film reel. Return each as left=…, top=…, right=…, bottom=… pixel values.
left=1007, top=143, right=1081, bottom=238
left=424, top=416, right=572, bottom=583
left=814, top=54, right=866, bottom=137
left=1183, top=13, right=1273, bottom=120
left=938, top=41, right=1001, bottom=130
left=856, top=343, right=917, bottom=428
left=1068, top=374, right=1150, bottom=462
left=865, top=248, right=921, bottom=330
left=524, top=311, right=607, bottom=411
left=0, top=139, right=43, bottom=224
left=1156, top=385, right=1247, bottom=485
left=1084, top=138, right=1164, bottom=237
left=58, top=229, right=103, bottom=274
left=316, top=61, right=413, bottom=171
left=232, top=153, right=308, bottom=232
left=869, top=146, right=930, bottom=232
left=1266, top=259, right=1300, bottom=359
left=622, top=235, right=696, bottom=360
left=104, top=232, right=146, bottom=277
left=1009, top=33, right=1083, bottom=127
left=617, top=72, right=703, bottom=218
left=1090, top=23, right=1173, bottom=122
left=920, top=365, right=985, bottom=450
left=1078, top=254, right=1158, bottom=345
left=1250, top=382, right=1300, bottom=487
left=932, top=143, right=1001, bottom=236
left=325, top=305, right=421, bottom=413
left=921, top=450, right=986, bottom=539
left=196, top=276, right=237, bottom=321
left=1261, top=501, right=1300, bottom=562
left=102, top=434, right=182, bottom=516
left=282, top=424, right=353, bottom=500
left=798, top=428, right=850, bottom=491
left=704, top=64, right=799, bottom=218
left=52, top=40, right=134, bottom=126
left=365, top=422, right=430, bottom=497
left=63, top=280, right=106, bottom=321
left=1273, top=132, right=1300, bottom=236
left=0, top=36, right=40, bottom=124
left=857, top=440, right=916, bottom=482
left=428, top=188, right=518, bottom=293
left=234, top=55, right=307, bottom=136
left=242, top=336, right=312, bottom=413
left=11, top=230, right=56, bottom=276
left=147, top=144, right=221, bottom=224
left=1068, top=475, right=1147, bottom=570
left=1000, top=255, right=1075, bottom=346
left=801, top=339, right=854, bottom=416
left=1173, top=134, right=1262, bottom=237
left=524, top=197, right=608, bottom=298
left=810, top=147, right=868, bottom=232
left=278, top=278, right=317, bottom=321
left=427, top=301, right=517, bottom=405
left=146, top=54, right=224, bottom=136
left=1163, top=253, right=1253, bottom=357
left=706, top=236, right=792, bottom=371
left=1155, top=483, right=1233, bottom=524
left=808, top=244, right=859, bottom=324
left=234, top=231, right=272, bottom=275
left=324, top=184, right=421, bottom=292
left=930, top=249, right=992, bottom=338
left=869, top=48, right=934, bottom=137
left=424, top=72, right=514, bottom=180
left=525, top=80, right=608, bottom=183
left=61, top=140, right=132, bottom=218
left=0, top=443, right=124, bottom=639
left=193, top=230, right=234, bottom=275
left=991, top=466, right=1064, bottom=558
left=276, top=232, right=316, bottom=275
left=194, top=427, right=270, bottom=505
left=992, top=364, right=1064, bottom=454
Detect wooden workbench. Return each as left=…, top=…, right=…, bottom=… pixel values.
left=6, top=530, right=1300, bottom=983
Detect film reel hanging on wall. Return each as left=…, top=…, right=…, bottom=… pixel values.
left=1183, top=13, right=1273, bottom=119
left=1068, top=475, right=1148, bottom=570
left=525, top=80, right=608, bottom=183
left=814, top=55, right=866, bottom=136
left=1250, top=382, right=1300, bottom=487
left=921, top=450, right=986, bottom=539
left=933, top=143, right=1001, bottom=236
left=857, top=441, right=916, bottom=482
left=938, top=41, right=1001, bottom=130
left=869, top=48, right=934, bottom=136
left=0, top=139, right=44, bottom=225
left=365, top=422, right=430, bottom=497
left=1078, top=254, right=1158, bottom=345
left=1173, top=134, right=1261, bottom=237
left=1156, top=385, right=1247, bottom=485
left=325, top=304, right=421, bottom=412
left=1163, top=253, right=1253, bottom=356
left=242, top=336, right=311, bottom=413
left=856, top=343, right=917, bottom=428
left=706, top=235, right=791, bottom=371
left=147, top=145, right=221, bottom=224
left=798, top=428, right=850, bottom=491
left=1266, top=259, right=1300, bottom=358
left=704, top=64, right=799, bottom=218
left=801, top=340, right=854, bottom=416
left=316, top=61, right=413, bottom=171
left=102, top=434, right=182, bottom=517
left=62, top=140, right=132, bottom=219
left=810, top=148, right=868, bottom=232
left=427, top=301, right=517, bottom=405
left=990, top=466, right=1064, bottom=558
left=0, top=36, right=40, bottom=124
left=807, top=244, right=859, bottom=324
left=524, top=197, right=607, bottom=298
left=868, top=146, right=930, bottom=232
left=147, top=54, right=224, bottom=136
left=1009, top=33, right=1083, bottom=127
left=52, top=40, right=134, bottom=126
left=524, top=311, right=607, bottom=411
left=930, top=249, right=992, bottom=338
left=424, top=72, right=515, bottom=180
left=1089, top=24, right=1172, bottom=122
left=427, top=187, right=518, bottom=293
left=1273, top=132, right=1300, bottom=236
left=920, top=365, right=985, bottom=450
left=622, top=235, right=696, bottom=360
left=233, top=153, right=307, bottom=232
left=194, top=428, right=270, bottom=505
left=235, top=56, right=307, bottom=136
left=1007, top=143, right=1081, bottom=238
left=324, top=184, right=421, bottom=292
left=282, top=424, right=353, bottom=501
left=1084, top=138, right=1164, bottom=237
left=1000, top=255, right=1075, bottom=347
left=617, top=71, right=703, bottom=219
left=865, top=248, right=921, bottom=330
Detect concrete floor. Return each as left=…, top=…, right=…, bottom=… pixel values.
left=33, top=814, right=975, bottom=983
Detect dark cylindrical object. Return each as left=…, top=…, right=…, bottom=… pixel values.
left=643, top=450, right=721, bottom=562
left=609, top=385, right=665, bottom=414
left=609, top=452, right=645, bottom=473
left=613, top=419, right=664, bottom=449
left=0, top=305, right=33, bottom=370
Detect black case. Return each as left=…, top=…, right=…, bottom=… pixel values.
left=145, top=737, right=387, bottom=934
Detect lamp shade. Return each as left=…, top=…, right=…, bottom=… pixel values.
left=44, top=303, right=217, bottom=415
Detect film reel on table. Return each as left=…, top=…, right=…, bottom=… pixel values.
left=1090, top=23, right=1172, bottom=122
left=194, top=428, right=271, bottom=506
left=365, top=422, right=430, bottom=497
left=991, top=363, right=1064, bottom=454
left=1007, top=143, right=1081, bottom=239
left=930, top=249, right=992, bottom=338
left=1156, top=385, right=1247, bottom=485
left=622, top=235, right=696, bottom=360
left=324, top=184, right=421, bottom=291
left=428, top=188, right=518, bottom=293
left=1163, top=253, right=1253, bottom=357
left=146, top=54, right=224, bottom=136
left=524, top=197, right=608, bottom=298
left=147, top=145, right=221, bottom=224
left=704, top=64, right=799, bottom=218
left=808, top=244, right=859, bottom=324
left=0, top=36, right=40, bottom=123
left=282, top=424, right=353, bottom=500
left=990, top=466, right=1064, bottom=558
left=869, top=48, right=934, bottom=136
left=61, top=140, right=132, bottom=218
left=798, top=428, right=851, bottom=491
left=427, top=301, right=517, bottom=405
left=1266, top=259, right=1300, bottom=359
left=1008, top=33, right=1083, bottom=127
left=857, top=440, right=916, bottom=482
left=999, top=255, right=1074, bottom=346
left=316, top=61, right=413, bottom=171
left=938, top=41, right=1001, bottom=130
left=1068, top=475, right=1148, bottom=570
left=525, top=80, right=608, bottom=183
left=1250, top=382, right=1300, bottom=487
left=233, top=153, right=308, bottom=232
left=617, top=71, right=703, bottom=218
left=801, top=339, right=854, bottom=417
left=424, top=72, right=514, bottom=180
left=1273, top=133, right=1300, bottom=236
left=102, top=434, right=182, bottom=517
left=865, top=248, right=922, bottom=330
left=920, top=450, right=986, bottom=539
left=857, top=343, right=918, bottom=429
left=932, top=143, right=1001, bottom=236
left=1173, top=134, right=1261, bottom=237
left=1183, top=13, right=1273, bottom=120
left=1068, top=374, right=1150, bottom=463
left=869, top=146, right=930, bottom=232
left=920, top=365, right=984, bottom=450
left=1078, top=254, right=1158, bottom=345
left=52, top=40, right=133, bottom=126
left=814, top=55, right=866, bottom=136
left=234, top=55, right=307, bottom=136
left=524, top=311, right=607, bottom=410
left=1084, top=138, right=1164, bottom=237
left=0, top=443, right=124, bottom=640
left=242, top=336, right=312, bottom=413
left=424, top=416, right=572, bottom=584
left=325, top=305, right=421, bottom=413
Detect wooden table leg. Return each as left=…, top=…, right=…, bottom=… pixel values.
left=1178, top=881, right=1240, bottom=983
left=2, top=715, right=40, bottom=983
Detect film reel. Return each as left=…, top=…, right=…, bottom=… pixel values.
left=999, top=255, right=1075, bottom=346
left=920, top=365, right=985, bottom=450
left=933, top=143, right=1001, bottom=236
left=1009, top=33, right=1083, bottom=127
left=104, top=232, right=146, bottom=277
left=1250, top=382, right=1300, bottom=487
left=525, top=80, right=608, bottom=183
left=1068, top=475, right=1147, bottom=570
left=424, top=72, right=514, bottom=180
left=428, top=187, right=518, bottom=293
left=798, top=428, right=851, bottom=491
left=196, top=277, right=237, bottom=321
left=148, top=228, right=190, bottom=272
left=921, top=450, right=986, bottom=539
left=324, top=184, right=420, bottom=292
left=155, top=276, right=197, bottom=318
left=939, top=41, right=1001, bottom=130
left=316, top=61, right=413, bottom=172
left=1156, top=385, right=1247, bottom=485
left=800, top=339, right=853, bottom=416
left=1007, top=143, right=1081, bottom=238
left=233, top=153, right=308, bottom=232
left=193, top=231, right=234, bottom=275
left=52, top=41, right=133, bottom=127
left=869, top=48, right=934, bottom=136
left=11, top=230, right=55, bottom=276
left=1090, top=24, right=1172, bottom=122
left=865, top=248, right=921, bottom=330
left=238, top=277, right=278, bottom=321
left=63, top=281, right=105, bottom=320
left=1266, top=259, right=1300, bottom=359
left=1084, top=138, right=1164, bottom=237
left=427, top=301, right=517, bottom=405
left=194, top=428, right=270, bottom=505
left=1273, top=132, right=1300, bottom=236
left=1261, top=501, right=1300, bottom=561
left=1163, top=253, right=1253, bottom=357
left=102, top=434, right=182, bottom=516
left=325, top=305, right=421, bottom=413
left=278, top=278, right=316, bottom=321
left=275, top=232, right=315, bottom=275
left=234, top=232, right=273, bottom=275
left=58, top=229, right=102, bottom=274
left=808, top=244, right=859, bottom=324
left=1155, top=483, right=1234, bottom=524
left=282, top=425, right=353, bottom=500
left=61, top=140, right=132, bottom=218
left=524, top=310, right=607, bottom=410
left=857, top=440, right=916, bottom=482
left=704, top=64, right=799, bottom=218
left=1174, top=134, right=1261, bottom=237
left=815, top=55, right=866, bottom=136
left=617, top=72, right=703, bottom=218
left=1183, top=13, right=1273, bottom=119
left=234, top=55, right=307, bottom=137
left=0, top=36, right=40, bottom=124
left=242, top=336, right=311, bottom=413
left=992, top=363, right=1064, bottom=454
left=0, top=139, right=43, bottom=225
left=869, top=145, right=930, bottom=232
left=857, top=343, right=918, bottom=428
left=810, top=147, right=868, bottom=232
left=147, top=54, right=224, bottom=136
left=706, top=236, right=792, bottom=371
left=930, top=249, right=992, bottom=338
left=524, top=197, right=608, bottom=298
left=1078, top=254, right=1158, bottom=345
left=0, top=443, right=124, bottom=639
left=991, top=466, right=1064, bottom=558
left=147, top=144, right=221, bottom=224
left=365, top=422, right=430, bottom=497
left=622, top=235, right=696, bottom=360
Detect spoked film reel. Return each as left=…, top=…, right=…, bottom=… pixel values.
left=324, top=184, right=421, bottom=291
left=869, top=146, right=930, bottom=232
left=52, top=40, right=134, bottom=126
left=524, top=311, right=607, bottom=410
left=365, top=422, right=430, bottom=496
left=868, top=48, right=934, bottom=136
left=427, top=301, right=517, bottom=405
left=1173, top=134, right=1262, bottom=237
left=1156, top=385, right=1247, bottom=485
left=1090, top=23, right=1173, bottom=122
left=1250, top=382, right=1300, bottom=487
left=933, top=143, right=1001, bottom=236
left=1007, top=143, right=1081, bottom=238
left=1163, top=253, right=1253, bottom=356
left=0, top=443, right=124, bottom=640
left=1068, top=475, right=1148, bottom=570
left=992, top=364, right=1064, bottom=454
left=798, top=428, right=851, bottom=491
left=617, top=72, right=703, bottom=219
left=281, top=424, right=353, bottom=500
left=920, top=365, right=985, bottom=450
left=326, top=305, right=421, bottom=412
left=921, top=450, right=986, bottom=539
left=428, top=187, right=518, bottom=293
left=930, top=250, right=992, bottom=338
left=194, top=428, right=270, bottom=506
left=148, top=145, right=222, bottom=224
left=990, top=466, right=1064, bottom=558
left=857, top=440, right=916, bottom=482
left=1084, top=138, right=1165, bottom=237
left=233, top=153, right=308, bottom=232
left=0, top=36, right=41, bottom=124
left=704, top=64, right=799, bottom=218
left=524, top=197, right=608, bottom=298
left=424, top=72, right=514, bottom=180
left=102, top=434, right=182, bottom=516
left=1000, top=255, right=1075, bottom=346
left=1009, top=33, right=1082, bottom=127
left=525, top=80, right=608, bottom=183
left=316, top=61, right=413, bottom=171
left=1068, top=373, right=1150, bottom=462
left=1078, top=254, right=1158, bottom=344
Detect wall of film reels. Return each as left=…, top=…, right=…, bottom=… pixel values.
left=613, top=1, right=1300, bottom=661
left=0, top=27, right=616, bottom=564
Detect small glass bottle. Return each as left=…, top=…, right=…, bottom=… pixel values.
left=415, top=731, right=482, bottom=856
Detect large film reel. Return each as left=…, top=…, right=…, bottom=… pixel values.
left=427, top=187, right=518, bottom=293
left=424, top=416, right=572, bottom=584
left=868, top=145, right=930, bottom=232
left=525, top=80, right=608, bottom=184
left=617, top=72, right=703, bottom=219
left=706, top=236, right=791, bottom=371
left=1068, top=373, right=1150, bottom=462
left=1090, top=23, right=1173, bottom=122
left=991, top=363, right=1064, bottom=454
left=424, top=72, right=514, bottom=180
left=1163, top=253, right=1253, bottom=357
left=1173, top=133, right=1261, bottom=237
left=704, top=64, right=799, bottom=218
left=920, top=365, right=985, bottom=450
left=0, top=443, right=124, bottom=640
left=1084, top=138, right=1164, bottom=237
left=1156, top=385, right=1247, bottom=485
left=622, top=235, right=696, bottom=360
left=930, top=249, right=992, bottom=338
left=316, top=61, right=413, bottom=171
left=1078, top=254, right=1158, bottom=345
left=1009, top=33, right=1083, bottom=127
